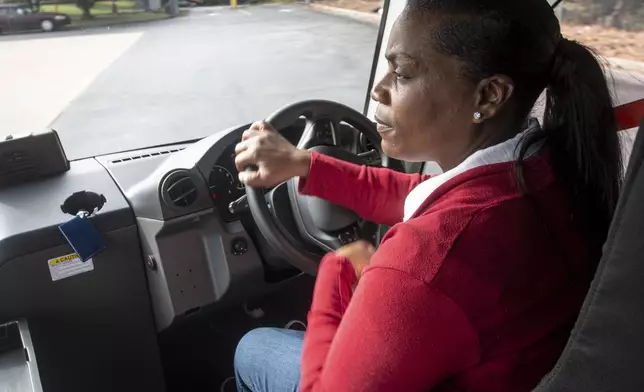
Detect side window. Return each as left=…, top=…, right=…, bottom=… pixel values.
left=558, top=1, right=643, bottom=106
left=557, top=1, right=643, bottom=170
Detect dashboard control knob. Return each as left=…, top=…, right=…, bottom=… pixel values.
left=231, top=238, right=248, bottom=255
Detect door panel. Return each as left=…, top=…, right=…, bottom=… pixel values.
left=0, top=12, right=10, bottom=32
left=11, top=14, right=31, bottom=32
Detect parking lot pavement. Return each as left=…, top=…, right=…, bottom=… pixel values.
left=0, top=32, right=142, bottom=138
left=1, top=5, right=380, bottom=159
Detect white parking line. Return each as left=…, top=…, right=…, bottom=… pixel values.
left=208, top=12, right=220, bottom=16
left=279, top=8, right=293, bottom=12
left=239, top=9, right=252, bottom=15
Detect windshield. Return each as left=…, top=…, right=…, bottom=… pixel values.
left=1, top=0, right=642, bottom=161
left=0, top=2, right=381, bottom=160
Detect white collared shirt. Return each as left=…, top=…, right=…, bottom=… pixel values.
left=403, top=126, right=542, bottom=221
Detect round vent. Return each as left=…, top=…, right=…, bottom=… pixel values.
left=162, top=171, right=198, bottom=208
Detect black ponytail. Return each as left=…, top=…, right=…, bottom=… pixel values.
left=541, top=38, right=622, bottom=243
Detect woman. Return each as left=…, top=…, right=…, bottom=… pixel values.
left=233, top=0, right=622, bottom=390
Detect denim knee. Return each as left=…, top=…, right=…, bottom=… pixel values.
left=234, top=328, right=267, bottom=382
left=234, top=328, right=303, bottom=392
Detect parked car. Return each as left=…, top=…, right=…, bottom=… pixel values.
left=0, top=4, right=70, bottom=34
left=178, top=0, right=203, bottom=7
left=178, top=0, right=197, bottom=7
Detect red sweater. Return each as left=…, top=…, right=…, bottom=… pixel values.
left=298, top=151, right=595, bottom=392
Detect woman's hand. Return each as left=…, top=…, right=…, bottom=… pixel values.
left=336, top=240, right=376, bottom=279
left=234, top=121, right=312, bottom=188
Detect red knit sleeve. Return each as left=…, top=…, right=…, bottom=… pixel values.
left=298, top=151, right=428, bottom=226
left=300, top=250, right=480, bottom=391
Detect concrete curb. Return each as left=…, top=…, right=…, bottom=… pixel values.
left=307, top=3, right=644, bottom=77
left=61, top=13, right=175, bottom=32
left=306, top=3, right=380, bottom=25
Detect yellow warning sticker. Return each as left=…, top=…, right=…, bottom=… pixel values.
left=48, top=254, right=80, bottom=266
left=47, top=253, right=94, bottom=281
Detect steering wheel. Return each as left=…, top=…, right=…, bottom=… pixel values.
left=245, top=100, right=403, bottom=275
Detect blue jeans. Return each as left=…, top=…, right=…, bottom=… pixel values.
left=234, top=328, right=304, bottom=392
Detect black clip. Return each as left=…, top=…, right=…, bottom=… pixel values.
left=61, top=191, right=107, bottom=217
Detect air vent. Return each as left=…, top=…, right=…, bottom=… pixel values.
left=162, top=171, right=198, bottom=208
left=110, top=148, right=184, bottom=164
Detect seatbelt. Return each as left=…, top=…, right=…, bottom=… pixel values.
left=616, top=98, right=644, bottom=131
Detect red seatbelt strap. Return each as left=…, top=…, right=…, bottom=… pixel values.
left=615, top=98, right=644, bottom=131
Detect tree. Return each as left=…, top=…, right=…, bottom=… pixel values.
left=565, top=0, right=644, bottom=31
left=604, top=0, right=643, bottom=30
left=76, top=0, right=95, bottom=19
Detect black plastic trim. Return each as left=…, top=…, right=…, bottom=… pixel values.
left=363, top=0, right=391, bottom=115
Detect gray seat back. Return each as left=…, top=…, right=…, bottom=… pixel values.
left=535, top=117, right=644, bottom=391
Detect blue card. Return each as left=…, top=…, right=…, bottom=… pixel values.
left=58, top=216, right=105, bottom=262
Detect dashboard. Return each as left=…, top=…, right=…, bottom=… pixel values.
left=0, top=109, right=391, bottom=392
left=81, top=119, right=373, bottom=331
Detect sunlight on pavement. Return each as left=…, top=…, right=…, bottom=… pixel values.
left=0, top=32, right=143, bottom=138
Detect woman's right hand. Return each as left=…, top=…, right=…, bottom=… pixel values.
left=234, top=121, right=312, bottom=188
left=336, top=240, right=376, bottom=280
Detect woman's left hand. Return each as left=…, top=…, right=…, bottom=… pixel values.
left=335, top=240, right=376, bottom=280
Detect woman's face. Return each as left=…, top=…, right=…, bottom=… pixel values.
left=371, top=12, right=480, bottom=168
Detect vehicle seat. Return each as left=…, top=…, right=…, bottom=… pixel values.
left=535, top=100, right=644, bottom=391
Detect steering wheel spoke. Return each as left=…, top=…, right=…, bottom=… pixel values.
left=358, top=148, right=381, bottom=166
left=335, top=221, right=364, bottom=247
left=296, top=220, right=366, bottom=252
left=298, top=116, right=342, bottom=149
